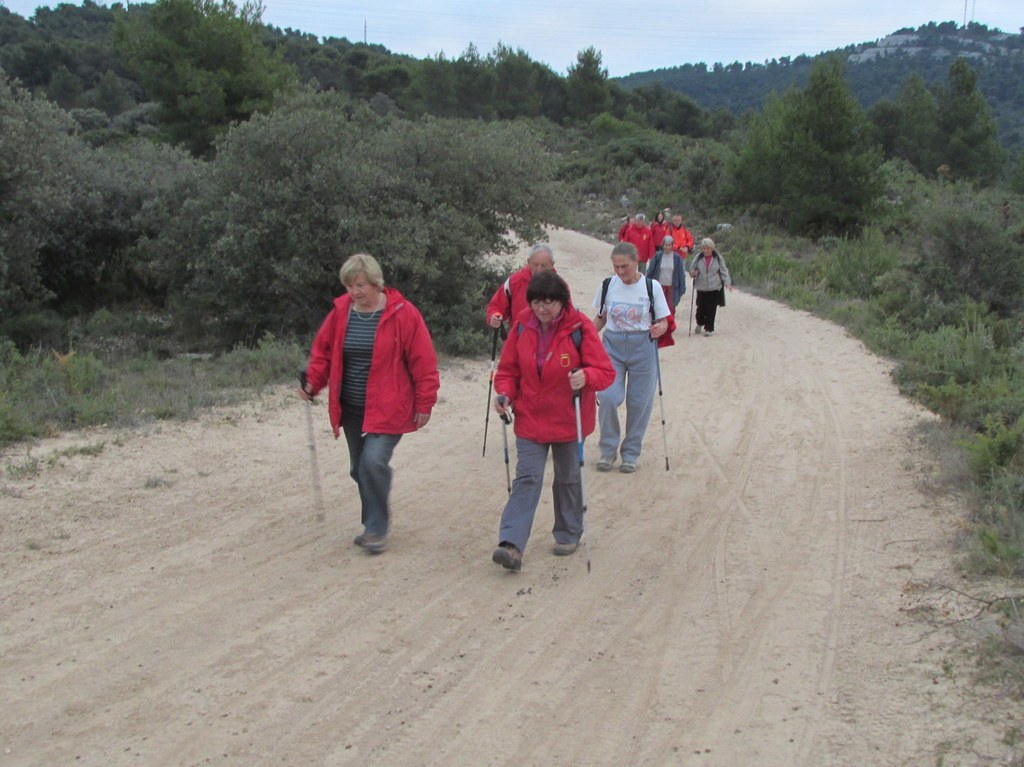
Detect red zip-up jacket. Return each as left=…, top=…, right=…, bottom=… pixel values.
left=484, top=265, right=532, bottom=325
left=619, top=222, right=654, bottom=263
left=495, top=304, right=615, bottom=443
left=651, top=220, right=671, bottom=250
left=305, top=287, right=440, bottom=437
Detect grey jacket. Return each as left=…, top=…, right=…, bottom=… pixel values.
left=688, top=250, right=731, bottom=292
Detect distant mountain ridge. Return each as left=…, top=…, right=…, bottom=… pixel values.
left=617, top=21, right=1024, bottom=150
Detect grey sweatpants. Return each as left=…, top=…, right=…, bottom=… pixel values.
left=497, top=438, right=582, bottom=554
left=598, top=330, right=657, bottom=464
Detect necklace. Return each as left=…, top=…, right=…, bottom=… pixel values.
left=352, top=306, right=382, bottom=321
left=351, top=294, right=384, bottom=320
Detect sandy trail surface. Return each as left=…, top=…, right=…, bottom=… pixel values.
left=1, top=228, right=1020, bottom=766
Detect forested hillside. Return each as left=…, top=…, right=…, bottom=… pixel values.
left=618, top=21, right=1024, bottom=151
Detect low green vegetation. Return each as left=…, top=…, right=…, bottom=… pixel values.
left=0, top=334, right=305, bottom=446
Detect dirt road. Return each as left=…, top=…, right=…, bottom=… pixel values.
left=1, top=229, right=1018, bottom=766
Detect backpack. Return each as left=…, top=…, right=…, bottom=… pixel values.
left=598, top=276, right=657, bottom=325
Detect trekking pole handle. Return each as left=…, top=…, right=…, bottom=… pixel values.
left=298, top=369, right=316, bottom=401
left=496, top=395, right=512, bottom=424
left=571, top=368, right=582, bottom=400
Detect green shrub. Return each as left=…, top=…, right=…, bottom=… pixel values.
left=145, top=92, right=555, bottom=353
left=971, top=475, right=1024, bottom=577
left=822, top=227, right=900, bottom=299
left=958, top=416, right=1024, bottom=481
left=0, top=336, right=311, bottom=446
left=213, top=333, right=308, bottom=388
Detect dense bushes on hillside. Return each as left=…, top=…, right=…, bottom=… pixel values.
left=143, top=90, right=558, bottom=351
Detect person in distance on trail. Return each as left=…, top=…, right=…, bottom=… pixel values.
left=617, top=215, right=630, bottom=241
left=484, top=243, right=556, bottom=329
left=650, top=210, right=671, bottom=253
left=491, top=271, right=615, bottom=572
left=299, top=253, right=440, bottom=555
left=688, top=237, right=733, bottom=337
left=592, top=242, right=672, bottom=473
left=668, top=213, right=694, bottom=257
left=648, top=234, right=687, bottom=317
left=644, top=235, right=685, bottom=348
left=618, top=212, right=655, bottom=274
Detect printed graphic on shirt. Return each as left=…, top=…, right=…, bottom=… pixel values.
left=607, top=299, right=650, bottom=332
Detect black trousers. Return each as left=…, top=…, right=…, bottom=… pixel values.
left=695, top=289, right=721, bottom=332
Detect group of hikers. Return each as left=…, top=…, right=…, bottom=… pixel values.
left=298, top=215, right=732, bottom=570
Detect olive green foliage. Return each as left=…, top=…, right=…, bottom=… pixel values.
left=566, top=47, right=612, bottom=123
left=822, top=227, right=901, bottom=300
left=555, top=119, right=734, bottom=223
left=113, top=0, right=296, bottom=155
left=937, top=58, right=1006, bottom=183
left=0, top=334, right=305, bottom=446
left=731, top=57, right=884, bottom=237
left=1011, top=153, right=1024, bottom=194
left=870, top=59, right=1007, bottom=184
left=0, top=72, right=200, bottom=341
left=142, top=90, right=558, bottom=352
left=870, top=74, right=943, bottom=175
left=0, top=73, right=78, bottom=319
left=911, top=185, right=1024, bottom=318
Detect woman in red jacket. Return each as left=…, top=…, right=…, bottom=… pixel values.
left=491, top=271, right=615, bottom=571
left=650, top=210, right=671, bottom=254
left=300, top=253, right=440, bottom=554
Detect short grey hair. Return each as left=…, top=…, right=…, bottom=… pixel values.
left=634, top=213, right=646, bottom=222
left=528, top=243, right=554, bottom=263
left=611, top=242, right=638, bottom=260
left=700, top=238, right=715, bottom=250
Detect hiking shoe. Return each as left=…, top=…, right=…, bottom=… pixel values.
left=361, top=534, right=388, bottom=554
left=619, top=462, right=637, bottom=473
left=695, top=325, right=703, bottom=333
left=552, top=542, right=579, bottom=556
left=492, top=543, right=522, bottom=571
left=596, top=458, right=614, bottom=472
left=353, top=532, right=367, bottom=547
left=703, top=330, right=713, bottom=336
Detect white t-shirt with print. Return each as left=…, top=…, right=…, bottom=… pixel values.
left=592, top=276, right=671, bottom=333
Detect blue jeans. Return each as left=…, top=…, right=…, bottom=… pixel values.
left=341, top=409, right=402, bottom=537
left=598, top=331, right=657, bottom=464
left=498, top=438, right=582, bottom=554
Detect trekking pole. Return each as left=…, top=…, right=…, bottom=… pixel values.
left=572, top=371, right=592, bottom=574
left=496, top=395, right=512, bottom=495
left=482, top=323, right=507, bottom=457
left=653, top=343, right=670, bottom=472
left=688, top=280, right=696, bottom=337
left=298, top=370, right=326, bottom=522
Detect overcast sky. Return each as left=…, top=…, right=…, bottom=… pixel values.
left=3, top=0, right=1021, bottom=77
